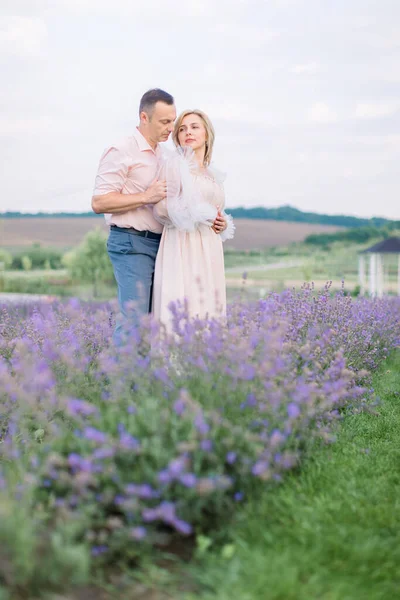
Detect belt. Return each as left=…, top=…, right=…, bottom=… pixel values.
left=110, top=225, right=162, bottom=241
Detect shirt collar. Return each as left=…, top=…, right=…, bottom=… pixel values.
left=133, top=127, right=159, bottom=155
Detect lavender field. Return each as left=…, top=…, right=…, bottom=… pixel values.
left=0, top=285, right=400, bottom=598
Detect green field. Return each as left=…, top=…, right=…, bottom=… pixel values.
left=225, top=240, right=400, bottom=295
left=1, top=235, right=399, bottom=300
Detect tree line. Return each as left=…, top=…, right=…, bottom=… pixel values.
left=1, top=206, right=395, bottom=229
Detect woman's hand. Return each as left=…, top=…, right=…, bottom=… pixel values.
left=212, top=207, right=227, bottom=234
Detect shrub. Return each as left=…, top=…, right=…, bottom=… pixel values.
left=11, top=244, right=64, bottom=271
left=21, top=256, right=32, bottom=271
left=63, top=229, right=114, bottom=297
left=0, top=287, right=399, bottom=590
left=0, top=250, right=12, bottom=271
left=0, top=274, right=71, bottom=296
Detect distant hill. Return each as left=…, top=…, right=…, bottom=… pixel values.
left=0, top=205, right=394, bottom=228
left=227, top=206, right=393, bottom=228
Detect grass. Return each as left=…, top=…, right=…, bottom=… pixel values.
left=179, top=352, right=400, bottom=600
left=0, top=270, right=117, bottom=300
left=1, top=269, right=68, bottom=279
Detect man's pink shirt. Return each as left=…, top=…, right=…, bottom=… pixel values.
left=93, top=127, right=163, bottom=233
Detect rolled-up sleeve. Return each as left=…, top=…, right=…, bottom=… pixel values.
left=93, top=146, right=131, bottom=196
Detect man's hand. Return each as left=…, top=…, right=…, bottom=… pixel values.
left=144, top=179, right=167, bottom=205
left=212, top=207, right=227, bottom=234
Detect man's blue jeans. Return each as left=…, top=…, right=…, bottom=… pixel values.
left=107, top=226, right=161, bottom=345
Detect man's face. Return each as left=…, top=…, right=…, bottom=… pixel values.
left=146, top=101, right=176, bottom=143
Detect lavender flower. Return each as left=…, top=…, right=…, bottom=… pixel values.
left=0, top=289, right=398, bottom=563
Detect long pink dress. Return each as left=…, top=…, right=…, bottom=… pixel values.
left=152, top=149, right=234, bottom=327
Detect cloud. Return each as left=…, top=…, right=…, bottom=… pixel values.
left=291, top=62, right=319, bottom=74
left=0, top=16, right=47, bottom=56
left=1, top=0, right=400, bottom=219
left=308, top=103, right=337, bottom=124
left=0, top=116, right=69, bottom=135
left=355, top=103, right=399, bottom=119
left=211, top=23, right=280, bottom=47
left=0, top=1, right=48, bottom=17
left=20, top=0, right=231, bottom=19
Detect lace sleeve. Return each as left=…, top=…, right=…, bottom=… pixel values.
left=207, top=165, right=235, bottom=242
left=153, top=148, right=217, bottom=232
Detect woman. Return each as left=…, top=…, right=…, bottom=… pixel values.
left=152, top=109, right=235, bottom=327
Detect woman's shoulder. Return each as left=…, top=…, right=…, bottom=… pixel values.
left=207, top=164, right=226, bottom=186
left=159, top=147, right=197, bottom=176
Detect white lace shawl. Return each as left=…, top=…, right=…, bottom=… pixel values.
left=153, top=147, right=235, bottom=241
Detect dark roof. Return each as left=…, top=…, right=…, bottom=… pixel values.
left=362, top=236, right=400, bottom=254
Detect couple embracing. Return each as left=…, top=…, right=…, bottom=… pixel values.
left=92, top=88, right=234, bottom=342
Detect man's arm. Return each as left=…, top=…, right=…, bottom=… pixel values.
left=91, top=181, right=167, bottom=215
left=91, top=145, right=166, bottom=215
left=92, top=190, right=146, bottom=214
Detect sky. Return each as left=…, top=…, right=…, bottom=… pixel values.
left=0, top=0, right=399, bottom=219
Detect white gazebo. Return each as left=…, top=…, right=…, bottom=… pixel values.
left=358, top=237, right=400, bottom=297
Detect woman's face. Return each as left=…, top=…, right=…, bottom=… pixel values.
left=177, top=114, right=207, bottom=152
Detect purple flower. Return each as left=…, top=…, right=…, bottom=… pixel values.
left=91, top=545, right=108, bottom=556
left=173, top=399, right=186, bottom=415
left=158, top=501, right=176, bottom=522
left=270, top=430, right=285, bottom=448
left=130, top=527, right=147, bottom=540
left=68, top=453, right=82, bottom=468
left=246, top=393, right=257, bottom=407
left=179, top=473, right=197, bottom=488
left=142, top=507, right=159, bottom=522
left=83, top=427, right=108, bottom=444
left=158, top=470, right=172, bottom=484
left=287, top=403, right=301, bottom=419
left=226, top=452, right=237, bottom=465
left=66, top=398, right=98, bottom=417
left=119, top=432, right=139, bottom=450
left=252, top=461, right=270, bottom=477
left=200, top=439, right=213, bottom=452
left=241, top=364, right=256, bottom=380
left=194, top=414, right=210, bottom=435
left=125, top=484, right=155, bottom=499
left=173, top=519, right=193, bottom=535
left=168, top=457, right=187, bottom=476
left=2, top=287, right=400, bottom=554
left=92, top=447, right=114, bottom=460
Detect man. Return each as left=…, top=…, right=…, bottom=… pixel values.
left=92, top=88, right=226, bottom=342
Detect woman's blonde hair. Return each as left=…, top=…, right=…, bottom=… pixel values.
left=172, top=109, right=215, bottom=167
